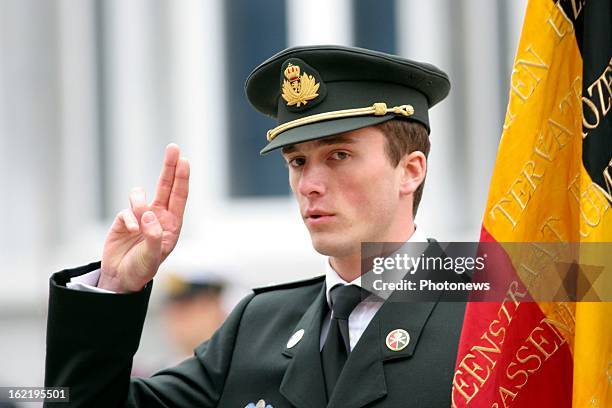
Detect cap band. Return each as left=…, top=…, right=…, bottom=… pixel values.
left=266, top=102, right=414, bottom=142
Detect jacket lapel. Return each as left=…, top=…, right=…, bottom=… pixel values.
left=327, top=288, right=441, bottom=407
left=280, top=283, right=328, bottom=408
left=327, top=310, right=387, bottom=408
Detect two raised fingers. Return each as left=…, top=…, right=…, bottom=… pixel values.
left=168, top=157, right=190, bottom=220
left=152, top=144, right=180, bottom=208
left=152, top=144, right=190, bottom=219
left=112, top=143, right=189, bottom=234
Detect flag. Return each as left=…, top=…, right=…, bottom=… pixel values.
left=452, top=0, right=611, bottom=407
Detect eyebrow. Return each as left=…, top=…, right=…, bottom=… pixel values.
left=281, top=135, right=357, bottom=155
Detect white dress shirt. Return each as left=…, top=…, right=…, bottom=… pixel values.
left=318, top=227, right=427, bottom=351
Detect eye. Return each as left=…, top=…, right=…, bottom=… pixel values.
left=287, top=157, right=306, bottom=168
left=330, top=151, right=350, bottom=161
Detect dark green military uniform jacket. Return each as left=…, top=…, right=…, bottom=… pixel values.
left=44, top=256, right=466, bottom=408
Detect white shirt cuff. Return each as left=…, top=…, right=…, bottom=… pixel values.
left=66, top=269, right=116, bottom=294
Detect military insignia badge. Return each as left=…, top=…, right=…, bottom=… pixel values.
left=286, top=328, right=305, bottom=348
left=386, top=329, right=410, bottom=351
left=280, top=58, right=326, bottom=112
left=282, top=63, right=319, bottom=107
left=245, top=399, right=273, bottom=408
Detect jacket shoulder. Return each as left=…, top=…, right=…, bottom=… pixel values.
left=252, top=274, right=325, bottom=294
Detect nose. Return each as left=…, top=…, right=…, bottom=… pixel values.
left=296, top=162, right=327, bottom=197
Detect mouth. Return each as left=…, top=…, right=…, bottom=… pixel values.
left=304, top=210, right=336, bottom=225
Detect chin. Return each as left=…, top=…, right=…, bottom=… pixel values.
left=310, top=234, right=356, bottom=257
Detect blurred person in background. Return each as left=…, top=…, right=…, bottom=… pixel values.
left=161, top=269, right=227, bottom=362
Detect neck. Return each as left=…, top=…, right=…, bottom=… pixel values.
left=329, top=223, right=416, bottom=282
left=329, top=254, right=362, bottom=283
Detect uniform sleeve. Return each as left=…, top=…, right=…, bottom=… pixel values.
left=44, top=261, right=254, bottom=408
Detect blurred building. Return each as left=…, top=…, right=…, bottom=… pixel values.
left=0, top=0, right=527, bottom=390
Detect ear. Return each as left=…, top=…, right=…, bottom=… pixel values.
left=398, top=151, right=426, bottom=196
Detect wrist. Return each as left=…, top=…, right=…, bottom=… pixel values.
left=98, top=272, right=139, bottom=293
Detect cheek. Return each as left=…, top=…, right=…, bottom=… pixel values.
left=338, top=167, right=397, bottom=213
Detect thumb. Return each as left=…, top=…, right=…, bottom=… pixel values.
left=139, top=211, right=163, bottom=271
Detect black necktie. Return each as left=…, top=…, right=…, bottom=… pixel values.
left=321, top=284, right=364, bottom=399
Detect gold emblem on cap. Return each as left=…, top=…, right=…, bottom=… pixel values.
left=282, top=64, right=320, bottom=108
left=386, top=328, right=410, bottom=351
left=286, top=328, right=305, bottom=348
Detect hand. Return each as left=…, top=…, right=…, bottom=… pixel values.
left=98, top=144, right=190, bottom=292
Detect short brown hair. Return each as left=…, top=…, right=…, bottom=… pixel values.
left=375, top=119, right=430, bottom=217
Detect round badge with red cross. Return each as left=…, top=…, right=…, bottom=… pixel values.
left=385, top=329, right=410, bottom=351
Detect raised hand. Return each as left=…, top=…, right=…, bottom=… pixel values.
left=98, top=144, right=190, bottom=293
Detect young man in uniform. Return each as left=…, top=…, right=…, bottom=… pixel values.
left=45, top=45, right=465, bottom=407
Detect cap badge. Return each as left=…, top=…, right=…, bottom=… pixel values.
left=386, top=329, right=410, bottom=351
left=282, top=63, right=320, bottom=108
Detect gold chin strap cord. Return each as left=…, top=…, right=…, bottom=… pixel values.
left=266, top=102, right=414, bottom=142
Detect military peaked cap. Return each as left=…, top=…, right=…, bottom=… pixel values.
left=245, top=45, right=451, bottom=154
